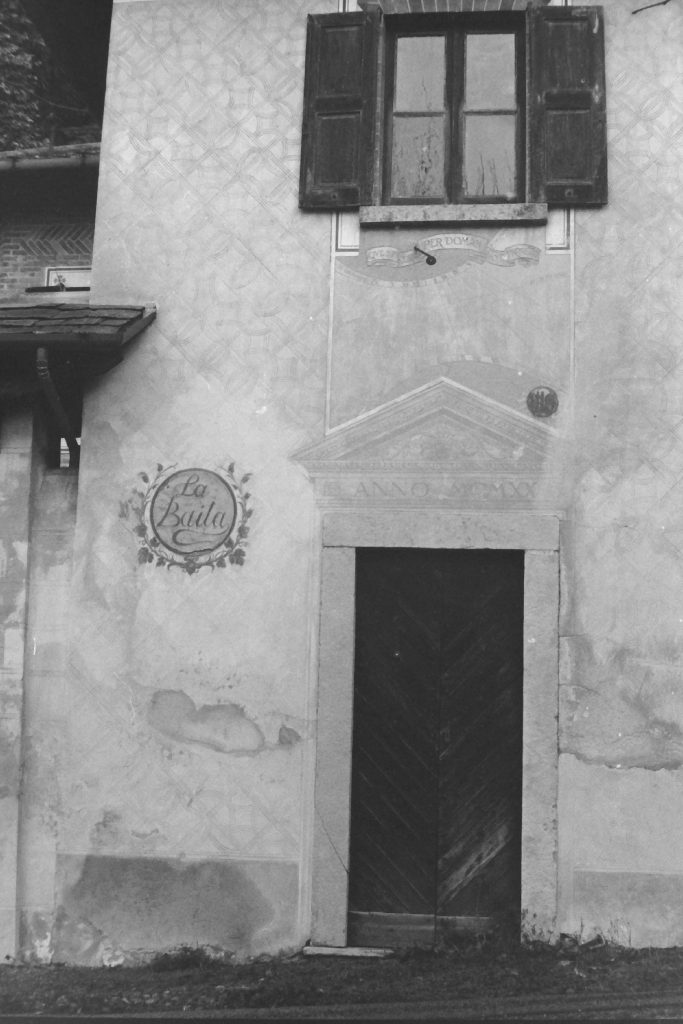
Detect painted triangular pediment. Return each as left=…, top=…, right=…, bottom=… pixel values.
left=294, top=378, right=557, bottom=474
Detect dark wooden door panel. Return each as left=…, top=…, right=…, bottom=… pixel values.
left=348, top=549, right=441, bottom=917
left=349, top=548, right=523, bottom=943
left=437, top=551, right=523, bottom=918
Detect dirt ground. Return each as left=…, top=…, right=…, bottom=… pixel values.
left=3, top=936, right=683, bottom=1015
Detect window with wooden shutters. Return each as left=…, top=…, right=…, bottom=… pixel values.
left=299, top=5, right=606, bottom=222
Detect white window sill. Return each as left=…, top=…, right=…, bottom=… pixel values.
left=359, top=203, right=548, bottom=225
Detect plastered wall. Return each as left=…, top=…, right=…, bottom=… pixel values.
left=12, top=0, right=683, bottom=959
left=18, top=0, right=333, bottom=965
left=17, top=465, right=78, bottom=961
left=558, top=0, right=683, bottom=944
left=0, top=409, right=35, bottom=959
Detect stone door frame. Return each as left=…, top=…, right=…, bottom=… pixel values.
left=310, top=509, right=560, bottom=946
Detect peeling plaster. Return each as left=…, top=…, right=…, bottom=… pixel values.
left=90, top=809, right=126, bottom=849
left=12, top=541, right=28, bottom=568
left=560, top=750, right=683, bottom=772
left=89, top=808, right=166, bottom=854
left=148, top=689, right=265, bottom=754
left=0, top=731, right=21, bottom=799
left=0, top=542, right=28, bottom=627
left=18, top=733, right=63, bottom=833
left=19, top=911, right=53, bottom=964
left=51, top=905, right=124, bottom=967
left=146, top=688, right=303, bottom=755
left=560, top=637, right=683, bottom=770
left=278, top=725, right=301, bottom=746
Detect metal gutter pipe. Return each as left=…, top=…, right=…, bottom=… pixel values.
left=0, top=154, right=99, bottom=172
left=35, top=346, right=80, bottom=467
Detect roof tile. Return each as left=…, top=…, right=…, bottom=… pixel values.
left=0, top=303, right=155, bottom=346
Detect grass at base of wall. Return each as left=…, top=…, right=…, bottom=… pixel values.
left=4, top=934, right=683, bottom=1014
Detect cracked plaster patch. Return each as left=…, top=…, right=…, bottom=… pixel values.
left=148, top=689, right=265, bottom=755
left=561, top=639, right=683, bottom=769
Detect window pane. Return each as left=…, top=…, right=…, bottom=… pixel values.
left=395, top=36, right=445, bottom=112
left=391, top=116, right=445, bottom=198
left=465, top=34, right=516, bottom=110
left=463, top=114, right=516, bottom=198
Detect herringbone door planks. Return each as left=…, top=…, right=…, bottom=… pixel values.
left=348, top=548, right=523, bottom=946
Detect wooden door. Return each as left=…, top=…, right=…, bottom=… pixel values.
left=347, top=548, right=523, bottom=947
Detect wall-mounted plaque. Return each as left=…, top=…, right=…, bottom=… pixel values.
left=121, top=463, right=253, bottom=573
left=526, top=386, right=559, bottom=419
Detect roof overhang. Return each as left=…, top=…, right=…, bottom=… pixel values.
left=0, top=304, right=156, bottom=466
left=0, top=303, right=156, bottom=365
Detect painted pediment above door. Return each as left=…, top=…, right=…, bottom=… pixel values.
left=293, top=378, right=565, bottom=512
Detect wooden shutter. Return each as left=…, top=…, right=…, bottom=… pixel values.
left=299, top=11, right=379, bottom=210
left=527, top=5, right=607, bottom=206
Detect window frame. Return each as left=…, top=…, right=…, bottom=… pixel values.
left=382, top=13, right=527, bottom=207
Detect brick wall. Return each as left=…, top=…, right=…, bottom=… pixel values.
left=0, top=166, right=97, bottom=304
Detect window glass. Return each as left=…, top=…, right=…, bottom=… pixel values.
left=395, top=36, right=445, bottom=111
left=392, top=35, right=445, bottom=198
left=386, top=22, right=524, bottom=204
left=391, top=116, right=445, bottom=198
left=463, top=113, right=516, bottom=198
left=463, top=33, right=517, bottom=199
left=464, top=34, right=516, bottom=109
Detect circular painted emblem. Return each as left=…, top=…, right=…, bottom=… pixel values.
left=150, top=469, right=237, bottom=555
left=122, top=463, right=253, bottom=573
left=526, top=386, right=559, bottom=419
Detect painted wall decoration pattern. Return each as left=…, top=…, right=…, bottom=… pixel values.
left=61, top=0, right=325, bottom=884
left=560, top=0, right=683, bottom=770
left=93, top=0, right=330, bottom=436
left=120, top=464, right=253, bottom=573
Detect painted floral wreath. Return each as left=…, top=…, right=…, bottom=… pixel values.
left=119, top=462, right=253, bottom=574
